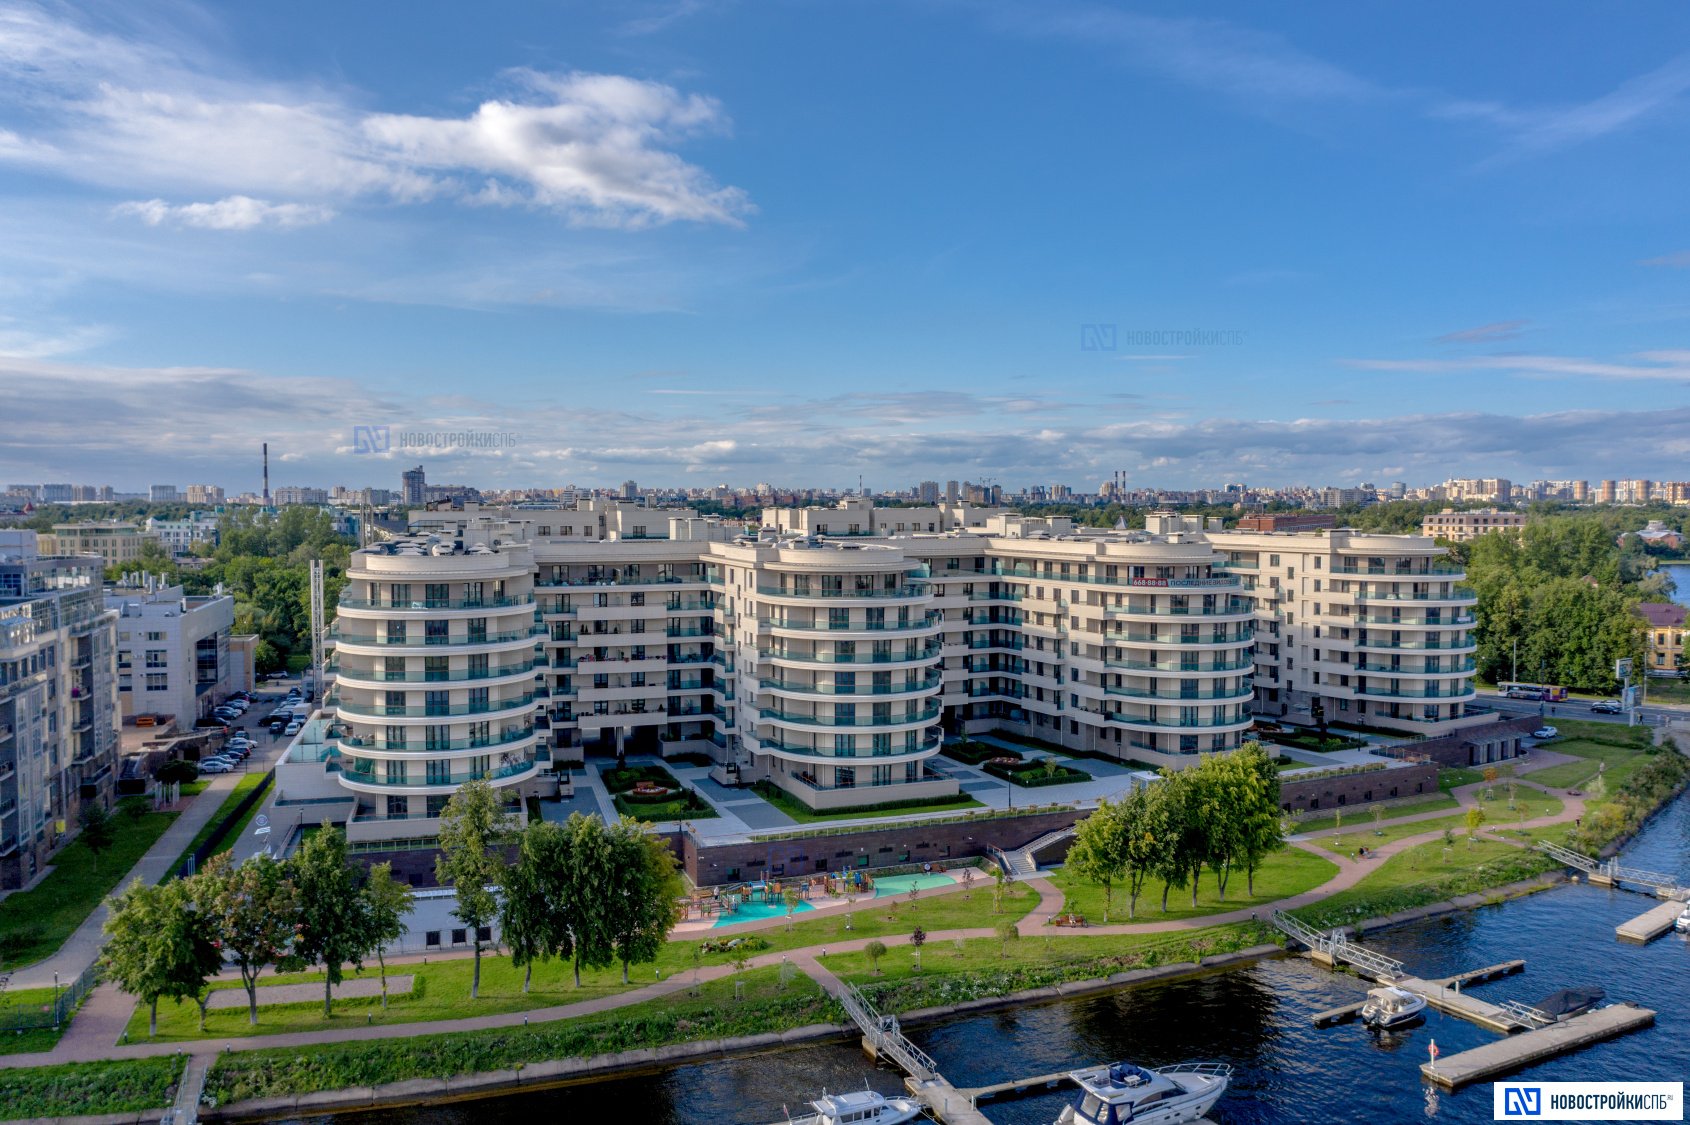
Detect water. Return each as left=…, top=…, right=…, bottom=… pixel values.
left=1662, top=563, right=1690, bottom=608
left=318, top=794, right=1690, bottom=1125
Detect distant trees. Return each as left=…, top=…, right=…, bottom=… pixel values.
left=1068, top=743, right=1287, bottom=916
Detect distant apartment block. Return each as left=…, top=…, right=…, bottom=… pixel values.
left=37, top=521, right=156, bottom=567
left=273, top=486, right=329, bottom=506
left=1636, top=603, right=1686, bottom=676
left=149, top=484, right=179, bottom=503
left=145, top=513, right=220, bottom=555
left=1236, top=513, right=1336, bottom=533
left=1421, top=509, right=1525, bottom=542
left=0, top=534, right=121, bottom=889
left=184, top=484, right=225, bottom=505
left=106, top=577, right=237, bottom=721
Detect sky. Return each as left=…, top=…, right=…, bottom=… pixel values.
left=3, top=0, right=1690, bottom=495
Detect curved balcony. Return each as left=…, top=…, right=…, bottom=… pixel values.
left=332, top=661, right=537, bottom=688
left=755, top=583, right=928, bottom=602
left=758, top=645, right=941, bottom=668
left=335, top=693, right=538, bottom=722
left=748, top=732, right=942, bottom=761
left=1336, top=564, right=1465, bottom=578
left=535, top=575, right=705, bottom=589
left=1101, top=684, right=1254, bottom=703
left=1105, top=711, right=1255, bottom=732
left=1349, top=590, right=1477, bottom=605
left=330, top=628, right=540, bottom=651
left=335, top=727, right=537, bottom=754
left=987, top=566, right=1241, bottom=591
left=338, top=595, right=534, bottom=612
left=1102, top=657, right=1255, bottom=674
left=1353, top=636, right=1477, bottom=652
left=1352, top=684, right=1476, bottom=701
left=1354, top=614, right=1476, bottom=629
left=1108, top=630, right=1254, bottom=649
left=1356, top=659, right=1476, bottom=675
left=757, top=703, right=942, bottom=729
left=338, top=756, right=539, bottom=793
left=762, top=617, right=943, bottom=642
left=1104, top=603, right=1255, bottom=620
left=759, top=672, right=941, bottom=699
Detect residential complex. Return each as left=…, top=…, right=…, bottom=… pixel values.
left=37, top=521, right=156, bottom=567
left=0, top=533, right=121, bottom=889
left=1420, top=508, right=1526, bottom=542
left=105, top=577, right=237, bottom=722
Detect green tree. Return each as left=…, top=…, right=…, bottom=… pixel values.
left=101, top=879, right=222, bottom=1037
left=1066, top=797, right=1129, bottom=922
left=606, top=820, right=683, bottom=983
left=1117, top=784, right=1163, bottom=919
left=559, top=811, right=617, bottom=987
left=434, top=779, right=513, bottom=999
left=1464, top=805, right=1487, bottom=846
left=500, top=820, right=571, bottom=993
left=1231, top=743, right=1287, bottom=896
left=995, top=919, right=1020, bottom=959
left=864, top=939, right=887, bottom=974
left=77, top=801, right=116, bottom=868
left=283, top=825, right=375, bottom=1018
left=363, top=862, right=414, bottom=1009
left=190, top=852, right=298, bottom=1026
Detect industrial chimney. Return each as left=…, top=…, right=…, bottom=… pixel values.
left=262, top=442, right=270, bottom=503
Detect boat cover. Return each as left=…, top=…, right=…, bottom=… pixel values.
left=1534, top=987, right=1605, bottom=1017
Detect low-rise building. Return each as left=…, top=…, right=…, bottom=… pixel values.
left=38, top=521, right=156, bottom=567
left=1421, top=508, right=1525, bottom=543
left=1636, top=602, right=1687, bottom=676
left=105, top=578, right=237, bottom=721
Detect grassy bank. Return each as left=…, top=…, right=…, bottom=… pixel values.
left=0, top=984, right=89, bottom=1053
left=170, top=772, right=269, bottom=871
left=204, top=968, right=835, bottom=1104
left=1310, top=793, right=1562, bottom=855
left=1294, top=794, right=1458, bottom=835
left=1291, top=838, right=1559, bottom=931
left=834, top=921, right=1276, bottom=1013
left=0, top=1056, right=185, bottom=1121
left=1047, top=846, right=1337, bottom=924
left=0, top=809, right=178, bottom=968
left=129, top=879, right=1040, bottom=1041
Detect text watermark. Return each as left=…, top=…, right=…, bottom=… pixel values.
left=352, top=425, right=518, bottom=454
left=1080, top=324, right=1246, bottom=350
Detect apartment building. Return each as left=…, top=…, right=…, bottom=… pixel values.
left=38, top=521, right=156, bottom=568
left=145, top=513, right=220, bottom=555
left=105, top=578, right=237, bottom=721
left=1421, top=508, right=1525, bottom=543
left=1207, top=524, right=1480, bottom=736
left=1636, top=603, right=1686, bottom=677
left=0, top=538, right=121, bottom=889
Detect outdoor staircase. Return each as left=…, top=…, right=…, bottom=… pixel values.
left=1004, top=826, right=1076, bottom=877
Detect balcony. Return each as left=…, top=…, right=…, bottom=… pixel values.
left=1109, top=630, right=1254, bottom=648
left=535, top=575, right=703, bottom=588
left=334, top=693, right=538, bottom=719
left=759, top=645, right=941, bottom=665
left=1356, top=659, right=1476, bottom=674
left=336, top=726, right=537, bottom=753
left=1336, top=564, right=1465, bottom=577
left=749, top=732, right=943, bottom=759
left=1353, top=636, right=1477, bottom=651
left=1101, top=657, right=1255, bottom=673
left=1104, top=602, right=1255, bottom=618
left=1105, top=712, right=1254, bottom=731
left=1350, top=589, right=1477, bottom=604
left=1102, top=685, right=1254, bottom=702
left=1352, top=684, right=1476, bottom=700
left=331, top=628, right=535, bottom=648
left=760, top=672, right=942, bottom=696
left=757, top=703, right=942, bottom=728
left=333, top=661, right=536, bottom=684
left=756, top=583, right=927, bottom=600
left=1355, top=614, right=1476, bottom=628
left=339, top=595, right=533, bottom=610
left=339, top=758, right=538, bottom=788
left=986, top=566, right=1241, bottom=590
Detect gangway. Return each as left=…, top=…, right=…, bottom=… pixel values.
left=1271, top=910, right=1405, bottom=981
left=839, top=982, right=939, bottom=1082
left=1496, top=1000, right=1556, bottom=1030
left=1538, top=842, right=1687, bottom=898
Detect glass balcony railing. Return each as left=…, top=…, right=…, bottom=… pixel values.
left=339, top=758, right=538, bottom=788
left=759, top=673, right=941, bottom=695
left=756, top=583, right=927, bottom=599
left=339, top=595, right=533, bottom=610
left=335, top=693, right=537, bottom=718
left=758, top=704, right=941, bottom=727
left=335, top=727, right=536, bottom=752
left=331, top=629, right=535, bottom=646
left=332, top=662, right=536, bottom=683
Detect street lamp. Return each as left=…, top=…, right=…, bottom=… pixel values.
left=52, top=972, right=60, bottom=1030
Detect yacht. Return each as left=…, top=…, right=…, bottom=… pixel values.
left=1056, top=1061, right=1231, bottom=1125
left=1360, top=985, right=1428, bottom=1029
left=1675, top=905, right=1690, bottom=934
left=776, top=1089, right=924, bottom=1125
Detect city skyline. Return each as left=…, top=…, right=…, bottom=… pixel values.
left=4, top=2, right=1690, bottom=488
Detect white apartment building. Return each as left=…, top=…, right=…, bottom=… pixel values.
left=145, top=513, right=220, bottom=555
left=106, top=578, right=237, bottom=721
left=1420, top=508, right=1525, bottom=543
left=1207, top=524, right=1480, bottom=736
left=0, top=537, right=121, bottom=889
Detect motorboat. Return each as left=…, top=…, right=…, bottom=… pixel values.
left=1360, top=985, right=1428, bottom=1029
left=1056, top=1061, right=1231, bottom=1124
left=1675, top=906, right=1690, bottom=934
left=1533, top=986, right=1605, bottom=1022
left=776, top=1089, right=924, bottom=1125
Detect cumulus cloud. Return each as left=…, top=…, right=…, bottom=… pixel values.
left=0, top=3, right=750, bottom=229
left=113, top=195, right=336, bottom=230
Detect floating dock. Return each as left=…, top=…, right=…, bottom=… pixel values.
left=1420, top=1004, right=1657, bottom=1090
left=963, top=1067, right=1089, bottom=1104
left=1616, top=900, right=1685, bottom=943
left=1311, top=961, right=1525, bottom=1028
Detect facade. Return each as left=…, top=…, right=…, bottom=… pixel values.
left=1635, top=603, right=1686, bottom=677
left=1207, top=523, right=1482, bottom=737
left=327, top=531, right=543, bottom=833
left=1236, top=513, right=1335, bottom=533
left=145, top=513, right=219, bottom=555
left=185, top=485, right=225, bottom=505
left=401, top=466, right=427, bottom=507
left=38, top=521, right=155, bottom=567
left=0, top=543, right=120, bottom=889
left=1421, top=508, right=1525, bottom=543
left=105, top=579, right=237, bottom=721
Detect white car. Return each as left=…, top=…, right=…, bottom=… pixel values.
left=284, top=719, right=304, bottom=735
left=1532, top=726, right=1559, bottom=740
left=198, top=758, right=233, bottom=774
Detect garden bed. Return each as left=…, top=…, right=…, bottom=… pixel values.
left=981, top=758, right=1091, bottom=788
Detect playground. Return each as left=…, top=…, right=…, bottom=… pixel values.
left=676, top=866, right=969, bottom=933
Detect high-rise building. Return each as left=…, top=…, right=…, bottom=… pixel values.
left=1420, top=509, right=1525, bottom=542
left=0, top=537, right=121, bottom=889
left=1597, top=480, right=1618, bottom=504
left=917, top=481, right=940, bottom=504
left=149, top=484, right=179, bottom=503
left=945, top=480, right=959, bottom=503
left=185, top=484, right=225, bottom=505
left=401, top=466, right=427, bottom=507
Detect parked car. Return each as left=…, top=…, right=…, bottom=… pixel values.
left=1590, top=700, right=1623, bottom=714
left=198, top=759, right=233, bottom=774
left=228, top=735, right=255, bottom=748
left=1532, top=725, right=1559, bottom=739
left=284, top=719, right=304, bottom=735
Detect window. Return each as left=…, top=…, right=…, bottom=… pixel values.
left=425, top=931, right=441, bottom=948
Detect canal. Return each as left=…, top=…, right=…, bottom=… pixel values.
left=318, top=792, right=1690, bottom=1125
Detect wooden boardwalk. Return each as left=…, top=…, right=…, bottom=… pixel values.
left=1615, top=900, right=1685, bottom=943
left=1420, top=1004, right=1657, bottom=1090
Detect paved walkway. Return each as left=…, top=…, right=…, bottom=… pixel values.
left=0, top=757, right=1597, bottom=1070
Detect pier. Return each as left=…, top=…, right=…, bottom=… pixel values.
left=1616, top=900, right=1686, bottom=943
left=1420, top=1004, right=1658, bottom=1090
left=1538, top=842, right=1689, bottom=899
left=1310, top=961, right=1525, bottom=1027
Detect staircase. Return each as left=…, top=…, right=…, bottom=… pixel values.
left=1004, top=826, right=1076, bottom=877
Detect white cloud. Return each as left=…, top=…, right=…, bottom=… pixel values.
left=1343, top=351, right=1690, bottom=382
left=1435, top=319, right=1529, bottom=344
left=0, top=3, right=751, bottom=229
left=113, top=195, right=335, bottom=230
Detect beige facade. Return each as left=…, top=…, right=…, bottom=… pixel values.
left=1420, top=508, right=1524, bottom=543
left=39, top=522, right=156, bottom=568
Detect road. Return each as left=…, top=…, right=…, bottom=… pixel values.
left=1475, top=691, right=1684, bottom=729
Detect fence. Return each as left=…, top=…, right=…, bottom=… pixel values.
left=174, top=768, right=276, bottom=878
left=0, top=961, right=100, bottom=1032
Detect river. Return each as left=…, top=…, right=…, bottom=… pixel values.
left=1661, top=563, right=1690, bottom=608
left=317, top=795, right=1690, bottom=1125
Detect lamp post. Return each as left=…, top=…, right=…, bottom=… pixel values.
left=52, top=972, right=60, bottom=1030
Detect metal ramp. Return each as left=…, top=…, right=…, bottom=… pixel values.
left=839, top=982, right=939, bottom=1082
left=1538, top=841, right=1598, bottom=872
left=1540, top=842, right=1687, bottom=897
left=1272, top=910, right=1405, bottom=981
left=1497, top=1000, right=1556, bottom=1029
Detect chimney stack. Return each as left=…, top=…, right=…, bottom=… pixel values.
left=262, top=442, right=270, bottom=503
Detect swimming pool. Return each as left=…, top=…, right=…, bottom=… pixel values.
left=872, top=872, right=958, bottom=897
left=712, top=898, right=816, bottom=928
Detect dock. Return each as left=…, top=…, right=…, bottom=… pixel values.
left=1616, top=900, right=1686, bottom=943
left=1420, top=1004, right=1657, bottom=1090
left=962, top=1068, right=1086, bottom=1104
left=1393, top=976, right=1524, bottom=1033
left=1310, top=961, right=1525, bottom=1027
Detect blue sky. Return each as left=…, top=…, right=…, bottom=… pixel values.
left=3, top=0, right=1690, bottom=494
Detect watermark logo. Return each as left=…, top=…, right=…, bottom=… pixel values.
left=1080, top=323, right=1117, bottom=351
left=1494, top=1081, right=1683, bottom=1120
left=1079, top=324, right=1247, bottom=351
left=352, top=424, right=391, bottom=454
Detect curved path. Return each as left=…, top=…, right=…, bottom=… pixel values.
left=0, top=769, right=1593, bottom=1070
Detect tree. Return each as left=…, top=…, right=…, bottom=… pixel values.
left=155, top=759, right=198, bottom=786
left=1464, top=805, right=1487, bottom=846
left=864, top=939, right=887, bottom=974
left=1118, top=785, right=1162, bottom=918
left=363, top=862, right=414, bottom=1009
left=190, top=852, right=298, bottom=1026
left=995, top=919, right=1020, bottom=959
left=783, top=887, right=802, bottom=932
left=1369, top=803, right=1386, bottom=835
left=434, top=779, right=513, bottom=999
left=283, top=825, right=375, bottom=1018
left=78, top=801, right=116, bottom=867
left=992, top=868, right=1006, bottom=913
left=559, top=812, right=617, bottom=987
left=101, top=879, right=221, bottom=1037
left=1067, top=797, right=1129, bottom=922
left=1231, top=744, right=1287, bottom=897
left=1188, top=753, right=1249, bottom=903
left=605, top=818, right=683, bottom=984
left=910, top=925, right=927, bottom=970
left=500, top=820, right=568, bottom=994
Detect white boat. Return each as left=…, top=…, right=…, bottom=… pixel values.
left=1675, top=906, right=1690, bottom=934
left=776, top=1089, right=924, bottom=1125
left=1360, top=985, right=1428, bottom=1029
left=1056, top=1061, right=1231, bottom=1125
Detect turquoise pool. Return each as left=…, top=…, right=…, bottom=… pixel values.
left=712, top=898, right=815, bottom=928
left=872, top=872, right=957, bottom=897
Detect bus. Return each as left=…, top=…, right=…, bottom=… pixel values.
left=1498, top=682, right=1568, bottom=702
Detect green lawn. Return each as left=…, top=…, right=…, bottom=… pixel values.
left=1439, top=765, right=1514, bottom=791
left=612, top=792, right=720, bottom=821
left=0, top=810, right=178, bottom=969
left=1294, top=794, right=1458, bottom=835
left=0, top=1056, right=186, bottom=1121
left=1311, top=793, right=1562, bottom=855
left=166, top=773, right=268, bottom=875
left=1525, top=734, right=1655, bottom=791
left=1292, top=838, right=1558, bottom=930
left=0, top=985, right=82, bottom=1053
left=126, top=879, right=1040, bottom=1041
left=1047, top=845, right=1337, bottom=924
left=749, top=781, right=984, bottom=823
